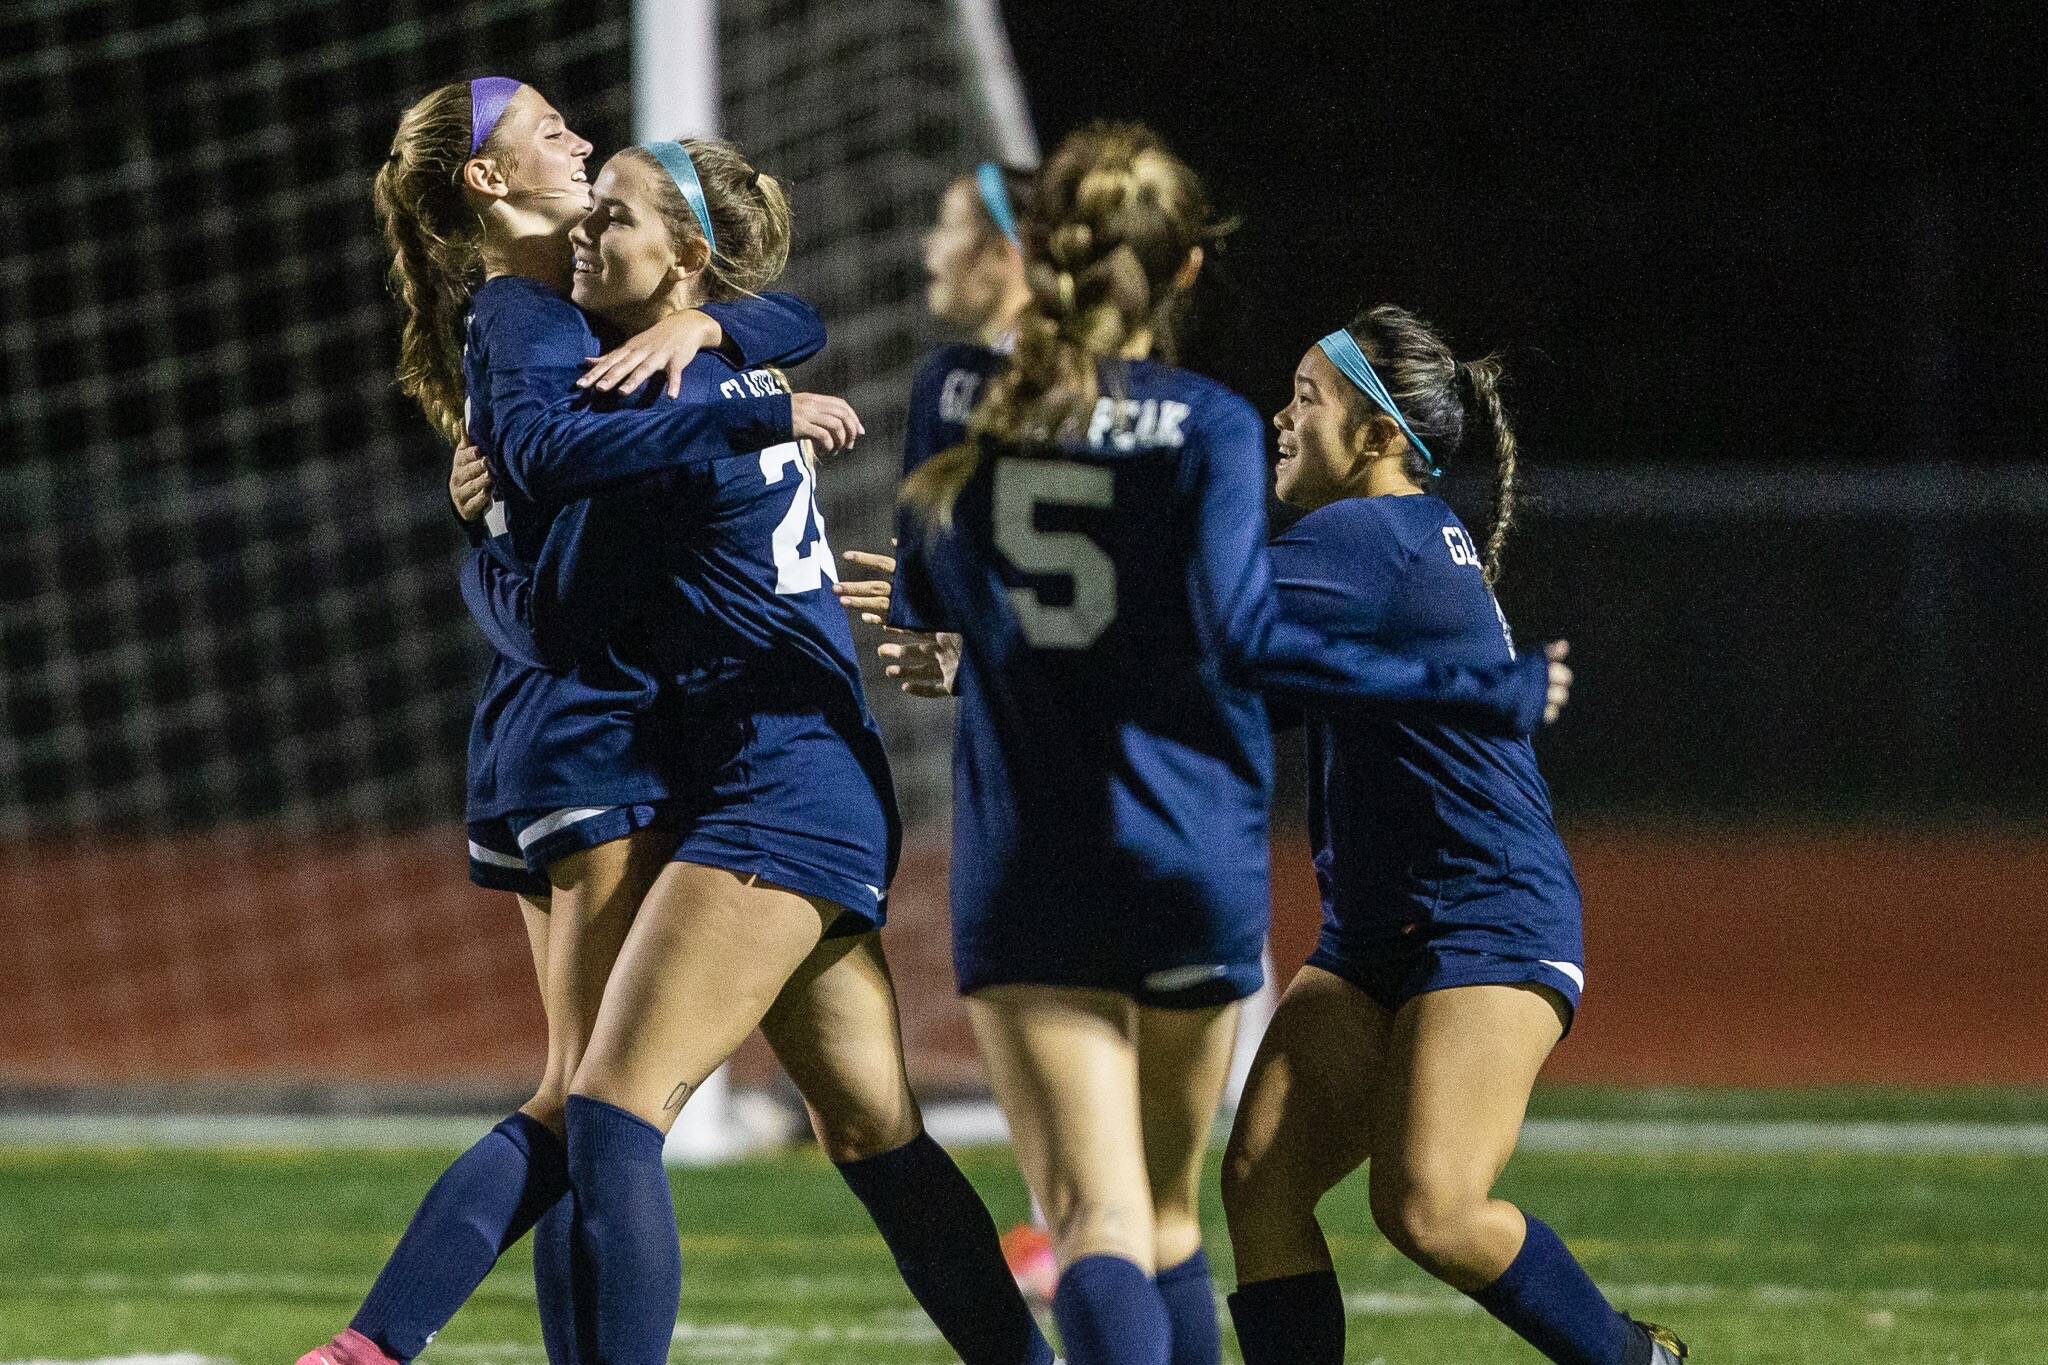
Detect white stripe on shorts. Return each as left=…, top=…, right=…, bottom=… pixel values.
left=1539, top=959, right=1586, bottom=991
left=516, top=806, right=614, bottom=851
left=466, top=840, right=527, bottom=871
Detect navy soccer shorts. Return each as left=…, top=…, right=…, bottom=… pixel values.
left=466, top=802, right=672, bottom=899
left=664, top=705, right=897, bottom=937
left=1308, top=922, right=1584, bottom=1031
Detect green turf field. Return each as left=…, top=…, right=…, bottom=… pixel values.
left=2, top=1091, right=2044, bottom=1363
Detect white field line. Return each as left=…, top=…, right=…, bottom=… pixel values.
left=1517, top=1118, right=2048, bottom=1155
left=7, top=1108, right=2048, bottom=1154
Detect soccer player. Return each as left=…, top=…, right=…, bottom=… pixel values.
left=302, top=79, right=858, bottom=1365
left=926, top=161, right=1034, bottom=343
left=887, top=123, right=1558, bottom=1365
left=473, top=136, right=1054, bottom=1365
left=1219, top=309, right=1687, bottom=1365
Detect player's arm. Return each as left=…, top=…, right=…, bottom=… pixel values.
left=884, top=355, right=959, bottom=637
left=578, top=293, right=827, bottom=399
left=861, top=358, right=966, bottom=697
left=484, top=289, right=857, bottom=502
left=1182, top=395, right=1552, bottom=734
left=836, top=545, right=959, bottom=697
left=1269, top=510, right=1570, bottom=730
left=495, top=374, right=861, bottom=503
left=455, top=544, right=557, bottom=671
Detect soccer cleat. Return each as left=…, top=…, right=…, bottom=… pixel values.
left=295, top=1328, right=402, bottom=1365
left=999, top=1220, right=1059, bottom=1306
left=1623, top=1315, right=1690, bottom=1364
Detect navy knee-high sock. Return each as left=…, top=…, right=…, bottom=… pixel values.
left=351, top=1112, right=568, bottom=1361
left=1154, top=1250, right=1219, bottom=1365
left=565, top=1096, right=679, bottom=1365
left=1468, top=1215, right=1632, bottom=1365
left=533, top=1190, right=579, bottom=1364
left=834, top=1132, right=1053, bottom=1365
left=1052, top=1254, right=1171, bottom=1365
left=1225, top=1269, right=1343, bottom=1365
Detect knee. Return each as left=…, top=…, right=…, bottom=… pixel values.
left=1219, top=1134, right=1261, bottom=1221
left=1368, top=1173, right=1485, bottom=1276
left=1220, top=1129, right=1311, bottom=1228
left=808, top=1096, right=921, bottom=1165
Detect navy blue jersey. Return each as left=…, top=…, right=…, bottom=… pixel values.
left=531, top=349, right=902, bottom=900
left=457, top=278, right=816, bottom=818
left=890, top=344, right=1547, bottom=995
left=1272, top=494, right=1582, bottom=963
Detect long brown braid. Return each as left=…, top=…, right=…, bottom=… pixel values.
left=371, top=82, right=518, bottom=447
left=1343, top=305, right=1520, bottom=586
left=903, top=122, right=1227, bottom=527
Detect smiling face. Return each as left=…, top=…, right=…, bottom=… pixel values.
left=568, top=153, right=695, bottom=332
left=473, top=85, right=593, bottom=231
left=922, top=177, right=1022, bottom=331
left=1272, top=345, right=1374, bottom=509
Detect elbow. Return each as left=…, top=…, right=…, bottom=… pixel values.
left=494, top=424, right=561, bottom=503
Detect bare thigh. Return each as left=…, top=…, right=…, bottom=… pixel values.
left=1369, top=983, right=1566, bottom=1288
left=968, top=985, right=1154, bottom=1271
left=522, top=830, right=672, bottom=1132
left=571, top=862, right=834, bottom=1131
left=758, top=931, right=923, bottom=1163
left=1220, top=963, right=1391, bottom=1281
left=1137, top=1000, right=1240, bottom=1270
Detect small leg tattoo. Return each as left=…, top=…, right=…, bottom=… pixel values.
left=664, top=1080, right=693, bottom=1114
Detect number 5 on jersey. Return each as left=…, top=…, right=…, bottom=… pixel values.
left=760, top=444, right=837, bottom=594
left=993, top=460, right=1117, bottom=649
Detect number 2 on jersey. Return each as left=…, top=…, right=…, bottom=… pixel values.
left=992, top=460, right=1117, bottom=648
left=759, top=443, right=837, bottom=594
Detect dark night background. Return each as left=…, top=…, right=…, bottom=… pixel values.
left=3, top=0, right=2044, bottom=831
left=1004, top=1, right=2044, bottom=472
left=1002, top=1, right=2048, bottom=819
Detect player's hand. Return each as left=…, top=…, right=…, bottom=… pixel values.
left=1543, top=640, right=1573, bottom=725
left=834, top=546, right=897, bottom=624
left=449, top=439, right=492, bottom=523
left=880, top=627, right=960, bottom=698
left=578, top=308, right=722, bottom=399
left=790, top=393, right=864, bottom=454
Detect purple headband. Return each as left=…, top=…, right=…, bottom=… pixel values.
left=469, top=76, right=522, bottom=154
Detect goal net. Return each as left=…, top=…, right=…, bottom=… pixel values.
left=0, top=0, right=1027, bottom=1108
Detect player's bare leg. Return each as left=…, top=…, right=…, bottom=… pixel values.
left=571, top=863, right=833, bottom=1127
left=760, top=930, right=921, bottom=1159
left=969, top=985, right=1155, bottom=1271
left=1137, top=1000, right=1237, bottom=1269
left=527, top=830, right=669, bottom=1132
left=1369, top=982, right=1687, bottom=1361
left=970, top=985, right=1169, bottom=1365
left=764, top=933, right=1056, bottom=1365
left=561, top=863, right=835, bottom=1365
left=1220, top=963, right=1388, bottom=1283
left=1136, top=999, right=1238, bottom=1365
left=1367, top=982, right=1563, bottom=1288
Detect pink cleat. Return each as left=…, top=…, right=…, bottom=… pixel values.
left=296, top=1329, right=401, bottom=1365
left=1000, top=1221, right=1059, bottom=1307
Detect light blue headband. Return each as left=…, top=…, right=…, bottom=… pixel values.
left=1317, top=328, right=1440, bottom=476
left=975, top=161, right=1020, bottom=248
left=644, top=140, right=718, bottom=256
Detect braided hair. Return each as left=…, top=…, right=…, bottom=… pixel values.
left=903, top=122, right=1227, bottom=526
